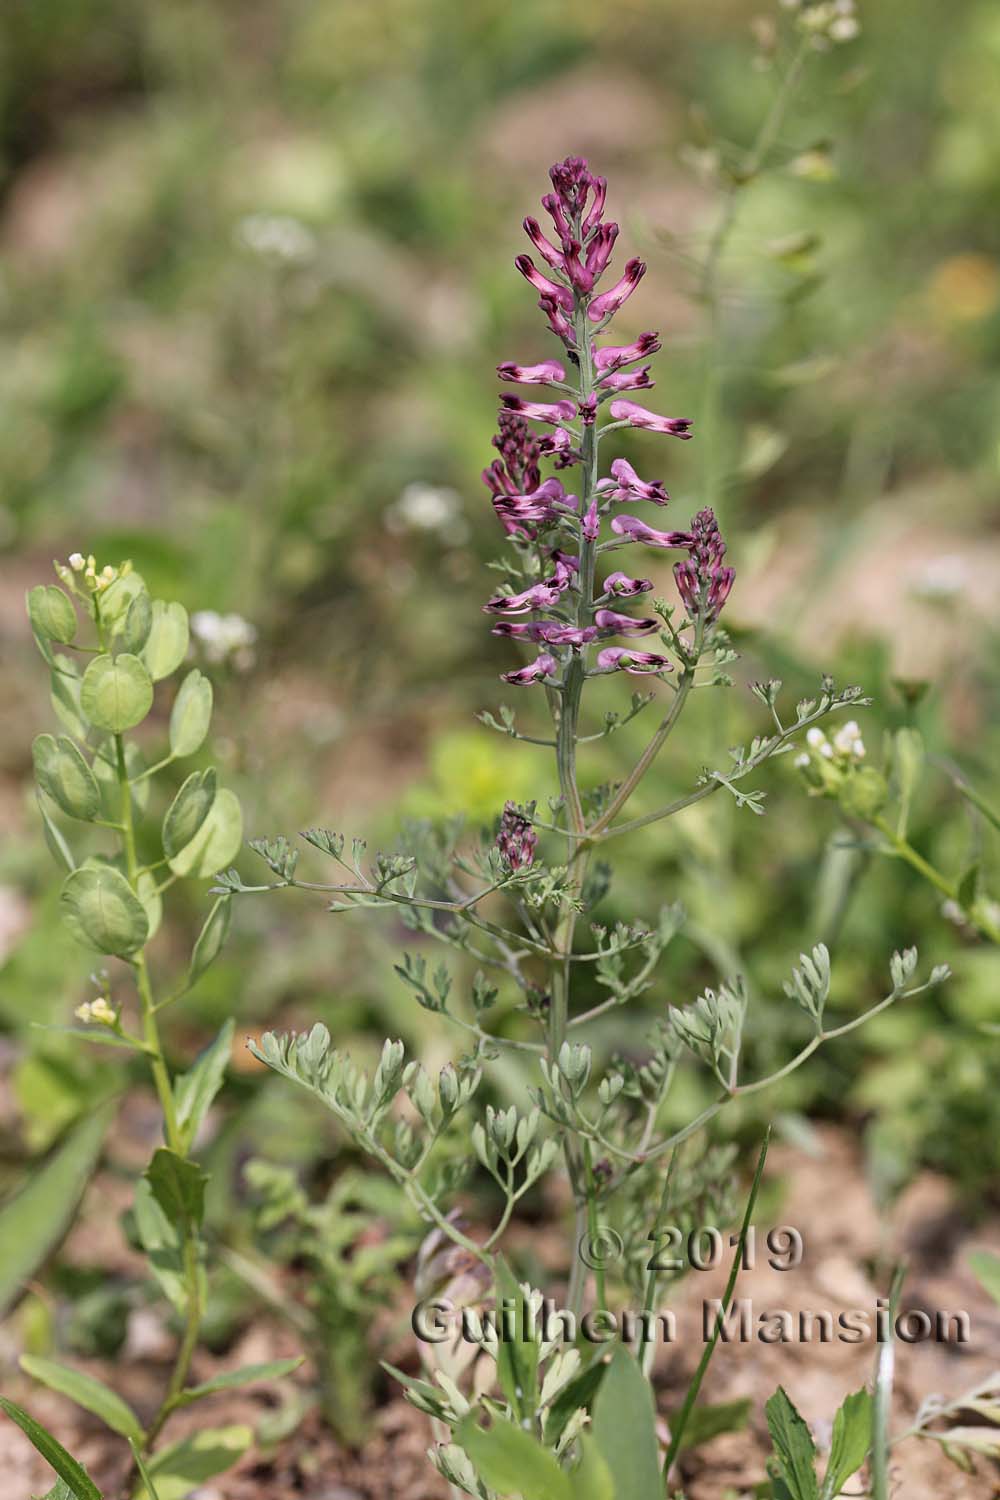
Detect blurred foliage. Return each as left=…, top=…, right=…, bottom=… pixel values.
left=1, top=0, right=998, bottom=1428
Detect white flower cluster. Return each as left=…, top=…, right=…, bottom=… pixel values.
left=236, top=213, right=317, bottom=263
left=63, top=552, right=127, bottom=592
left=795, top=719, right=865, bottom=768
left=781, top=0, right=860, bottom=45
left=385, top=482, right=469, bottom=541
left=191, top=610, right=258, bottom=670
left=75, top=997, right=116, bottom=1026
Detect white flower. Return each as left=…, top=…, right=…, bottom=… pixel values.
left=191, top=610, right=258, bottom=669
left=794, top=752, right=811, bottom=768
left=385, top=482, right=467, bottom=538
left=830, top=15, right=860, bottom=40
left=833, top=720, right=865, bottom=759
left=76, top=997, right=116, bottom=1026
left=69, top=553, right=85, bottom=570
left=236, top=213, right=317, bottom=263
left=806, top=727, right=828, bottom=749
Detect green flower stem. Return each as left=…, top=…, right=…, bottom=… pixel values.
left=872, top=815, right=1000, bottom=944
left=582, top=1143, right=607, bottom=1316
left=114, top=733, right=181, bottom=1155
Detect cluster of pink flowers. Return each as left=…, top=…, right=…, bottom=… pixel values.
left=495, top=802, right=538, bottom=870
left=482, top=156, right=733, bottom=684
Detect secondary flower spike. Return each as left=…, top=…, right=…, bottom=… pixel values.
left=484, top=154, right=733, bottom=683
left=496, top=803, right=538, bottom=870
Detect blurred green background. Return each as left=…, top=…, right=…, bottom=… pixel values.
left=2, top=0, right=998, bottom=1264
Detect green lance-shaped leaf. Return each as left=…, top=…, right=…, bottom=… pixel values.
left=455, top=1414, right=571, bottom=1500
left=145, top=1148, right=208, bottom=1231
left=174, top=1018, right=234, bottom=1155
left=0, top=1104, right=112, bottom=1318
left=821, top=1388, right=872, bottom=1500
left=0, top=1397, right=102, bottom=1500
left=80, top=654, right=154, bottom=734
left=592, top=1344, right=662, bottom=1500
left=163, top=769, right=217, bottom=860
left=187, top=896, right=232, bottom=991
left=99, top=571, right=147, bottom=633
left=138, top=1425, right=252, bottom=1500
left=574, top=1435, right=615, bottom=1500
left=60, top=865, right=149, bottom=956
left=121, top=590, right=153, bottom=654
left=141, top=601, right=189, bottom=682
left=51, top=658, right=90, bottom=742
left=33, top=736, right=100, bottom=822
left=27, top=586, right=77, bottom=645
left=173, top=1358, right=303, bottom=1409
left=765, top=1387, right=819, bottom=1500
left=132, top=1178, right=186, bottom=1313
left=169, top=669, right=213, bottom=757
left=20, top=1356, right=143, bottom=1446
left=167, top=787, right=243, bottom=879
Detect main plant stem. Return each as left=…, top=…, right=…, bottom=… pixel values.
left=113, top=730, right=203, bottom=1449
left=551, top=296, right=601, bottom=1318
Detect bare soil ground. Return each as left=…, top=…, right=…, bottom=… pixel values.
left=2, top=1126, right=998, bottom=1498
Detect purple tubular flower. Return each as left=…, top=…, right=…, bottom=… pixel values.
left=594, top=332, right=661, bottom=373
left=673, top=508, right=735, bottom=622
left=483, top=581, right=566, bottom=614
left=603, top=570, right=653, bottom=597
left=596, top=647, right=674, bottom=675
left=500, top=651, right=559, bottom=686
left=523, top=216, right=566, bottom=271
left=585, top=222, right=619, bottom=277
left=596, top=457, right=669, bottom=506
left=581, top=498, right=600, bottom=540
left=578, top=394, right=598, bottom=426
left=608, top=400, right=693, bottom=438
left=594, top=608, right=659, bottom=636
left=538, top=427, right=580, bottom=464
left=500, top=395, right=576, bottom=426
left=497, top=359, right=567, bottom=385
left=538, top=294, right=577, bottom=344
left=588, top=259, right=646, bottom=321
left=562, top=241, right=595, bottom=294
left=491, top=477, right=575, bottom=532
left=598, top=366, right=654, bottom=393
left=514, top=255, right=574, bottom=312
left=541, top=191, right=572, bottom=244
left=582, top=176, right=608, bottom=237
left=496, top=802, right=538, bottom=869
left=610, top=514, right=693, bottom=548
left=492, top=622, right=597, bottom=646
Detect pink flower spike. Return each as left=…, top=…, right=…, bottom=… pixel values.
left=594, top=332, right=661, bottom=373
left=501, top=651, right=559, bottom=686
left=596, top=457, right=669, bottom=506
left=500, top=395, right=576, bottom=426
left=594, top=608, right=659, bottom=636
left=514, top=254, right=574, bottom=312
left=497, top=359, right=567, bottom=385
left=603, top=570, right=654, bottom=597
left=523, top=216, right=566, bottom=271
left=588, top=258, right=646, bottom=321
left=611, top=515, right=693, bottom=548
left=596, top=647, right=673, bottom=675
left=608, top=400, right=693, bottom=438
